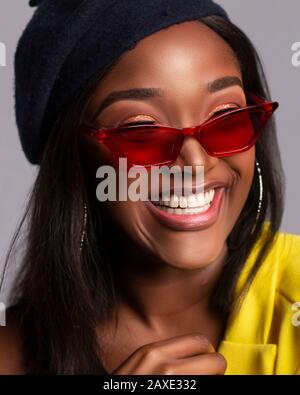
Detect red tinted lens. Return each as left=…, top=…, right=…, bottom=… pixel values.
left=109, top=126, right=181, bottom=166
left=201, top=108, right=269, bottom=156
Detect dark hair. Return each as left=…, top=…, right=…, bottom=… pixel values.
left=2, top=15, right=284, bottom=374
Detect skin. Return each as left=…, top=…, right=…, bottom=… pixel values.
left=0, top=20, right=255, bottom=375
left=81, top=20, right=255, bottom=375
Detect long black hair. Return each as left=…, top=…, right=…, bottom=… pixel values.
left=2, top=15, right=284, bottom=374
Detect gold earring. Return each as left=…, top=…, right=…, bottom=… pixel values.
left=80, top=203, right=88, bottom=253
left=251, top=160, right=263, bottom=234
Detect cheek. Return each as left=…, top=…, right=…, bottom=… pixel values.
left=229, top=148, right=255, bottom=190
left=92, top=147, right=256, bottom=269
left=104, top=199, right=158, bottom=258
left=224, top=148, right=255, bottom=219
left=101, top=172, right=155, bottom=249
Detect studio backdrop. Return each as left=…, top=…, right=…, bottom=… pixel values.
left=0, top=0, right=299, bottom=303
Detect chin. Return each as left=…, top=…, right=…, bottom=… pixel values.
left=154, top=236, right=227, bottom=271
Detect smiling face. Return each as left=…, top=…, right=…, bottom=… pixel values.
left=82, top=20, right=255, bottom=270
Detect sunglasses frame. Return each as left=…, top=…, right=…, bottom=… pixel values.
left=80, top=92, right=279, bottom=167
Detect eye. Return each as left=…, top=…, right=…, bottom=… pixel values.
left=120, top=120, right=156, bottom=127
left=207, top=104, right=241, bottom=121
left=117, top=104, right=242, bottom=128
left=118, top=113, right=159, bottom=128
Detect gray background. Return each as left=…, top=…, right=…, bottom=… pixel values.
left=0, top=1, right=299, bottom=301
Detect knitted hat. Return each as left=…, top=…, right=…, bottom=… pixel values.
left=15, top=0, right=229, bottom=164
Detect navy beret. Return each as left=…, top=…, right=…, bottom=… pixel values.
left=14, top=0, right=229, bottom=165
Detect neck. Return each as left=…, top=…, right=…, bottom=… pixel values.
left=103, top=215, right=228, bottom=332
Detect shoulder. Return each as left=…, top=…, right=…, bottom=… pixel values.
left=261, top=228, right=300, bottom=373
left=254, top=225, right=300, bottom=313
left=225, top=225, right=300, bottom=373
left=0, top=304, right=25, bottom=374
left=238, top=223, right=300, bottom=296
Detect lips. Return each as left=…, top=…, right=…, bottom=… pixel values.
left=145, top=186, right=226, bottom=231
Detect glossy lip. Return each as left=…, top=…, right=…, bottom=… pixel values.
left=145, top=186, right=226, bottom=231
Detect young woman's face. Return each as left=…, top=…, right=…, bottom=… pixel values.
left=82, top=20, right=255, bottom=269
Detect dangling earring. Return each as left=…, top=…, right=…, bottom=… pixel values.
left=80, top=202, right=88, bottom=253
left=251, top=159, right=263, bottom=234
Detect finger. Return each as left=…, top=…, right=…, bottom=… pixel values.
left=162, top=352, right=227, bottom=375
left=117, top=333, right=214, bottom=374
left=111, top=333, right=215, bottom=375
left=141, top=333, right=215, bottom=358
left=111, top=352, right=142, bottom=375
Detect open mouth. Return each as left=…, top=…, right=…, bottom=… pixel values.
left=145, top=186, right=226, bottom=231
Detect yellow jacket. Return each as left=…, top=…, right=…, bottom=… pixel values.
left=218, top=222, right=300, bottom=375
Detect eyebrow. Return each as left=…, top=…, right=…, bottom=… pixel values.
left=93, top=88, right=164, bottom=120
left=207, top=76, right=243, bottom=93
left=93, top=76, right=243, bottom=120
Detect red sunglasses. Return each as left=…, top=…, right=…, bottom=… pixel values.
left=80, top=93, right=278, bottom=167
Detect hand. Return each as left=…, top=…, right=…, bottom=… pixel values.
left=111, top=333, right=227, bottom=375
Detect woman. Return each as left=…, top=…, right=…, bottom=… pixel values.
left=0, top=0, right=299, bottom=375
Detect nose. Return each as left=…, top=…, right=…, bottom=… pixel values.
left=175, top=135, right=219, bottom=172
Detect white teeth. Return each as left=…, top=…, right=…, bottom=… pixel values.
left=187, top=194, right=198, bottom=208
left=179, top=196, right=188, bottom=208
left=170, top=195, right=179, bottom=208
left=197, top=193, right=205, bottom=207
left=162, top=196, right=171, bottom=206
left=174, top=208, right=182, bottom=215
left=153, top=188, right=216, bottom=214
left=156, top=204, right=211, bottom=215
